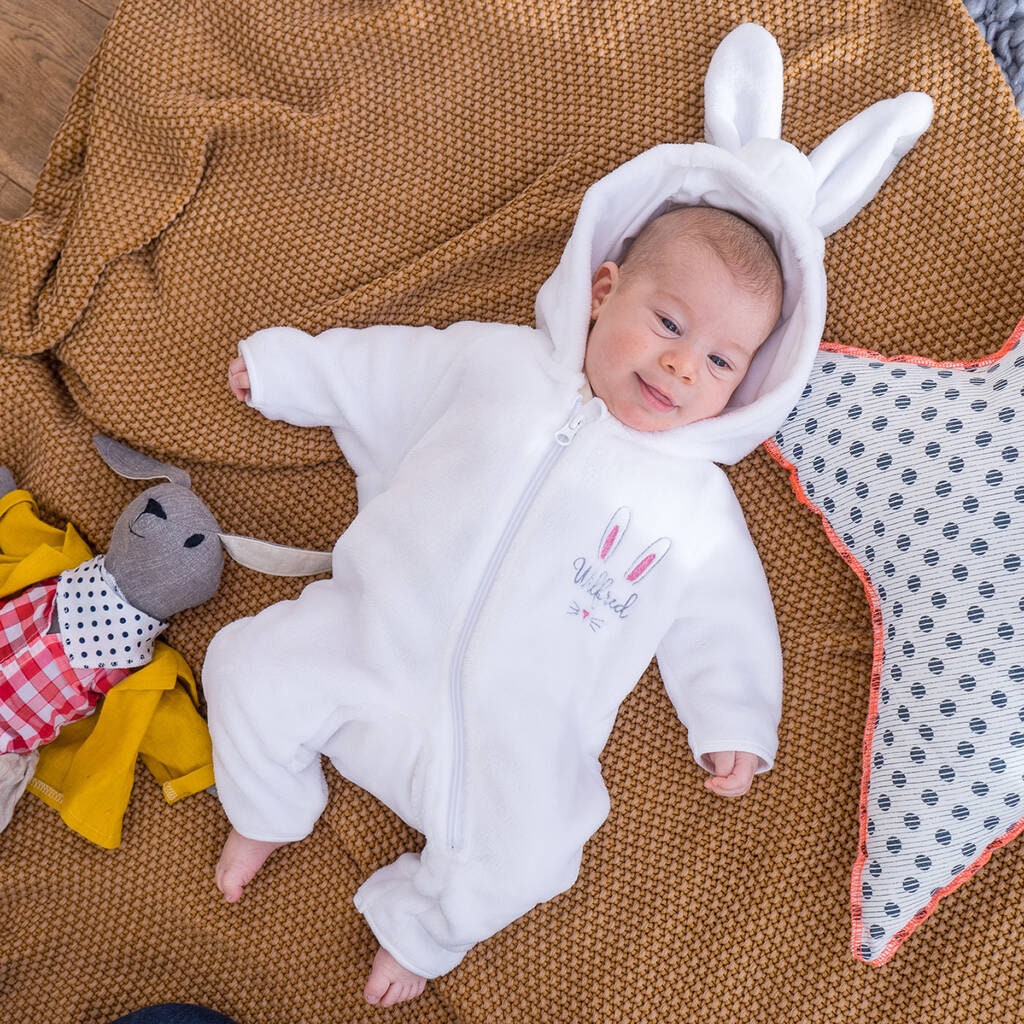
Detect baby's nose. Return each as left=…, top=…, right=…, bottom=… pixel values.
left=660, top=347, right=695, bottom=381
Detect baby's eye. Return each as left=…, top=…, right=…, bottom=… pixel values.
left=659, top=316, right=680, bottom=335
left=709, top=354, right=731, bottom=370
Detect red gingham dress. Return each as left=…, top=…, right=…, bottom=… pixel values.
left=0, top=580, right=129, bottom=754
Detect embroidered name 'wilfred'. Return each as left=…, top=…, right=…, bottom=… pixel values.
left=568, top=507, right=670, bottom=632
left=571, top=559, right=638, bottom=619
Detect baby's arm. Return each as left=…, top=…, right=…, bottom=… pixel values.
left=704, top=750, right=759, bottom=798
left=656, top=474, right=783, bottom=787
left=226, top=321, right=490, bottom=439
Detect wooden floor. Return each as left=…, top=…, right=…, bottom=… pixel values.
left=0, top=0, right=118, bottom=220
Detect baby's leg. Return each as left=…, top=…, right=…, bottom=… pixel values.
left=205, top=603, right=338, bottom=903
left=363, top=947, right=427, bottom=1006
left=215, top=828, right=289, bottom=902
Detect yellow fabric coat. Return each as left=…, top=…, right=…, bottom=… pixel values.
left=0, top=489, right=214, bottom=848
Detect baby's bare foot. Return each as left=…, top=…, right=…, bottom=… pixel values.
left=364, top=947, right=427, bottom=1006
left=215, top=828, right=288, bottom=902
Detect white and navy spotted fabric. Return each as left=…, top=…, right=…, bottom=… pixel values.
left=767, top=328, right=1024, bottom=965
left=56, top=555, right=167, bottom=670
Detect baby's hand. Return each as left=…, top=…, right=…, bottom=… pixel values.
left=228, top=356, right=251, bottom=402
left=704, top=750, right=759, bottom=798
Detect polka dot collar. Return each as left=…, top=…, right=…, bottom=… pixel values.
left=56, top=555, right=168, bottom=669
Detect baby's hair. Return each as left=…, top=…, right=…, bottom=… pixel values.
left=620, top=206, right=783, bottom=312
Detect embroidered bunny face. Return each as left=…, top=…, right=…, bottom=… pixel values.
left=569, top=507, right=670, bottom=631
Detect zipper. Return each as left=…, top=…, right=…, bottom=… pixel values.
left=445, top=397, right=600, bottom=848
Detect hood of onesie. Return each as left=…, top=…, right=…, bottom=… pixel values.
left=534, top=23, right=934, bottom=466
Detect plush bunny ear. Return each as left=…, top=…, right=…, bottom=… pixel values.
left=219, top=533, right=333, bottom=577
left=93, top=434, right=192, bottom=488
left=807, top=92, right=935, bottom=235
left=703, top=22, right=783, bottom=152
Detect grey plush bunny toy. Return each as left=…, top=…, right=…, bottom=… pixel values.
left=0, top=435, right=329, bottom=829
left=95, top=436, right=226, bottom=623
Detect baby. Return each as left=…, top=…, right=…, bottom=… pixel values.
left=205, top=202, right=787, bottom=1006
left=202, top=19, right=934, bottom=1007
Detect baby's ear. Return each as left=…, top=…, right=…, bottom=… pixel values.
left=589, top=262, right=619, bottom=318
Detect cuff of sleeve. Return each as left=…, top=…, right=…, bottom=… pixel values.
left=692, top=740, right=776, bottom=775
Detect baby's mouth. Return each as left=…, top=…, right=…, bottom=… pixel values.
left=637, top=375, right=677, bottom=412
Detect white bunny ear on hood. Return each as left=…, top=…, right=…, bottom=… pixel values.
left=703, top=23, right=934, bottom=238
left=702, top=28, right=931, bottom=455
left=808, top=92, right=935, bottom=235
left=703, top=22, right=783, bottom=152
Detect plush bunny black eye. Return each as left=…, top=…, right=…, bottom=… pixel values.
left=184, top=533, right=206, bottom=548
left=144, top=498, right=168, bottom=519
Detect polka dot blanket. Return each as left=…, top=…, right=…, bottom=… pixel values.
left=766, top=316, right=1024, bottom=965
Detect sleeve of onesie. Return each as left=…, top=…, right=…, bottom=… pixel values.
left=240, top=322, right=475, bottom=484
left=655, top=477, right=783, bottom=774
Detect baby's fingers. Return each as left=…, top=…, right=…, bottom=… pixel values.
left=704, top=774, right=750, bottom=798
left=704, top=751, right=757, bottom=798
left=228, top=357, right=251, bottom=402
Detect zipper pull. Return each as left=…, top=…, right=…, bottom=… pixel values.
left=555, top=413, right=586, bottom=446
left=555, top=398, right=601, bottom=446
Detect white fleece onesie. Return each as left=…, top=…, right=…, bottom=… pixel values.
left=203, top=24, right=932, bottom=981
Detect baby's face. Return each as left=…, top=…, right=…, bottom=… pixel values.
left=583, top=239, right=779, bottom=432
